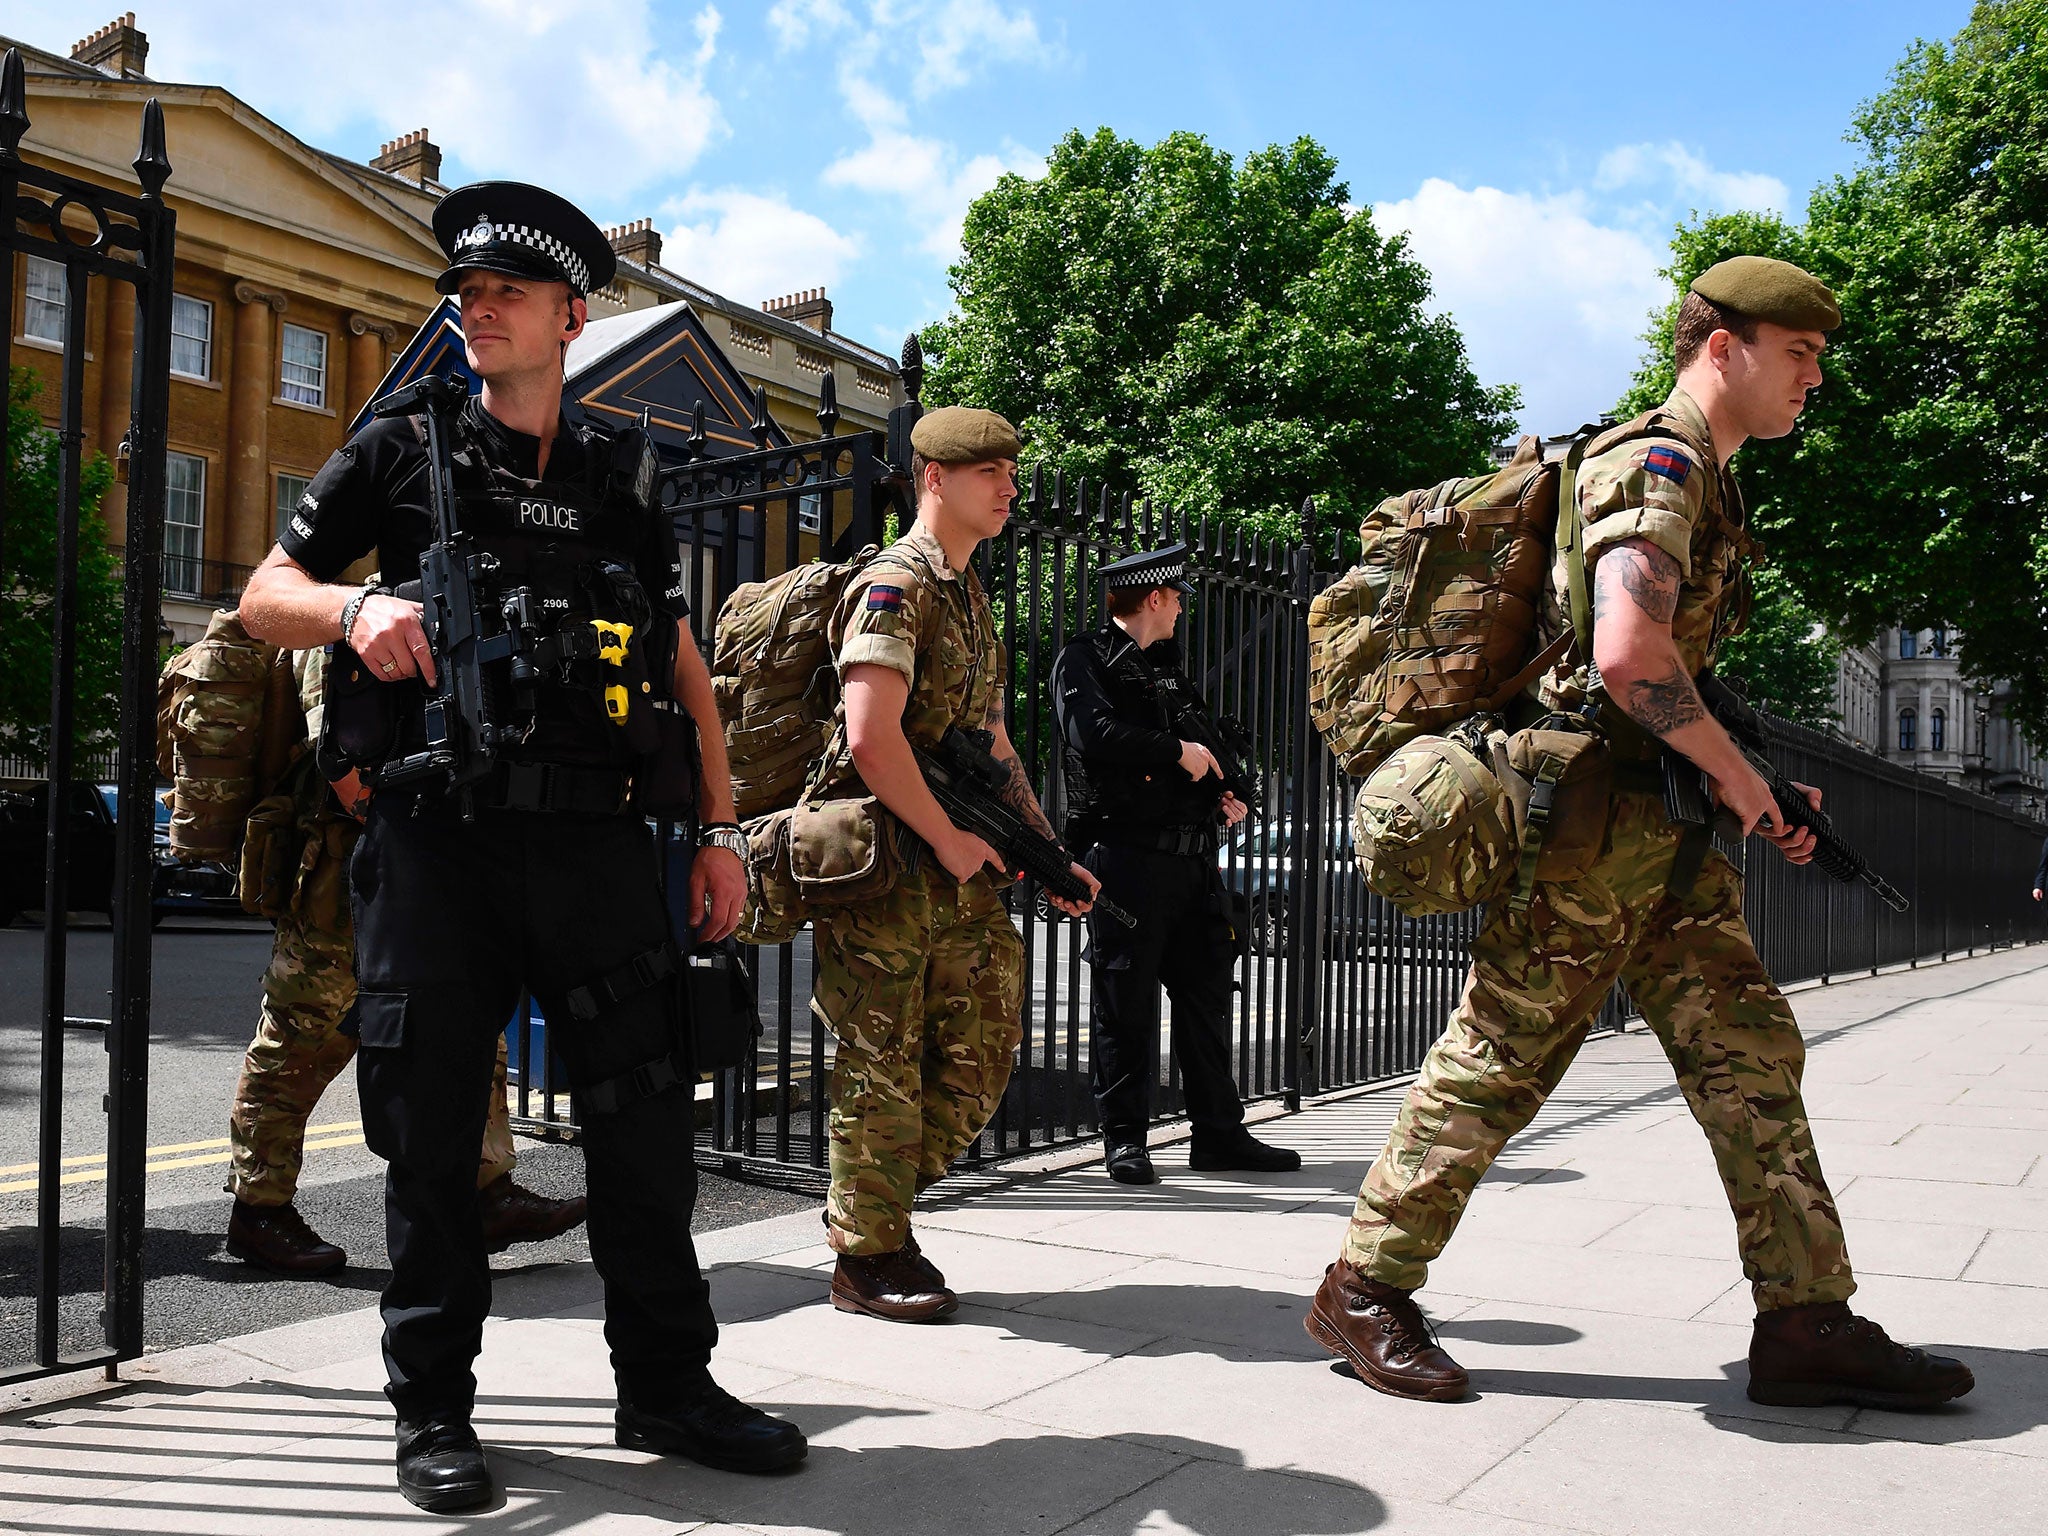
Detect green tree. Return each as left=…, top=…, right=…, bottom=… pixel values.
left=1716, top=564, right=1843, bottom=728
left=924, top=129, right=1519, bottom=542
left=1622, top=2, right=2048, bottom=743
left=1, top=367, right=123, bottom=772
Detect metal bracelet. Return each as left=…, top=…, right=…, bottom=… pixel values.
left=338, top=584, right=374, bottom=650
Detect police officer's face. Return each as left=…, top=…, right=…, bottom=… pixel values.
left=457, top=272, right=585, bottom=379
left=1725, top=322, right=1826, bottom=441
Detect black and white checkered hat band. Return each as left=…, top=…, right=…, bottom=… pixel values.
left=454, top=219, right=591, bottom=293
left=1108, top=563, right=1184, bottom=588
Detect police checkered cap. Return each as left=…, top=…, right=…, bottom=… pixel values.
left=431, top=182, right=616, bottom=298
left=1099, top=542, right=1196, bottom=595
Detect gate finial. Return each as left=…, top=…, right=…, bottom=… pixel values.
left=1, top=49, right=28, bottom=159
left=816, top=370, right=840, bottom=439
left=134, top=97, right=170, bottom=199
left=900, top=332, right=924, bottom=405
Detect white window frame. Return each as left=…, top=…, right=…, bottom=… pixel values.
left=1898, top=709, right=1917, bottom=754
left=279, top=322, right=328, bottom=408
left=274, top=471, right=312, bottom=538
left=164, top=452, right=206, bottom=595
left=170, top=293, right=213, bottom=380
left=23, top=254, right=67, bottom=344
left=1930, top=709, right=1947, bottom=753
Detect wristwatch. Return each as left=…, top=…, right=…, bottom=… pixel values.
left=699, top=824, right=748, bottom=860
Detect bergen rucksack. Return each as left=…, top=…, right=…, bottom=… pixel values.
left=1308, top=435, right=1573, bottom=779
left=155, top=608, right=298, bottom=860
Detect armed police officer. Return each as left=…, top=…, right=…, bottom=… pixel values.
left=241, top=182, right=805, bottom=1512
left=1053, top=546, right=1301, bottom=1185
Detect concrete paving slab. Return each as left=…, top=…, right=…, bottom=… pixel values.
left=1444, top=1188, right=1648, bottom=1250
left=1423, top=1234, right=1741, bottom=1321
left=1814, top=1140, right=2038, bottom=1186
left=1012, top=1255, right=1330, bottom=1359
left=1836, top=1175, right=2048, bottom=1233
left=1048, top=1456, right=1394, bottom=1536
left=1453, top=1396, right=2048, bottom=1536
left=1027, top=1205, right=1354, bottom=1283
left=552, top=1379, right=1187, bottom=1536
left=997, top=1337, right=1572, bottom=1506
left=209, top=1299, right=385, bottom=1373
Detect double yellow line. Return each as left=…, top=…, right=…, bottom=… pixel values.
left=0, top=1120, right=366, bottom=1196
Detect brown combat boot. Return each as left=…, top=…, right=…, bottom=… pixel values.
left=1305, top=1259, right=1469, bottom=1402
left=899, top=1227, right=947, bottom=1292
left=477, top=1174, right=589, bottom=1254
left=831, top=1247, right=959, bottom=1323
left=226, top=1200, right=346, bottom=1276
left=1749, top=1301, right=1974, bottom=1410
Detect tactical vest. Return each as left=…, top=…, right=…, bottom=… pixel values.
left=1058, top=627, right=1220, bottom=844
left=323, top=409, right=689, bottom=798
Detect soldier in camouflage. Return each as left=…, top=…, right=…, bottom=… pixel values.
left=812, top=406, right=1098, bottom=1322
left=224, top=646, right=588, bottom=1275
left=1307, top=257, right=1976, bottom=1412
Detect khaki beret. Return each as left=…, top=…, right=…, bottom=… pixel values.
left=911, top=406, right=1022, bottom=464
left=1690, top=255, right=1840, bottom=331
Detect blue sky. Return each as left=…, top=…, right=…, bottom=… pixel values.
left=33, top=1, right=1975, bottom=430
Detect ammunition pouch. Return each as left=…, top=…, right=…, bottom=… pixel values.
left=1500, top=724, right=1612, bottom=907
left=788, top=795, right=902, bottom=905
left=630, top=705, right=702, bottom=820
left=238, top=790, right=304, bottom=919
left=737, top=806, right=807, bottom=945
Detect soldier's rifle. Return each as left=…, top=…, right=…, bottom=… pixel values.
left=915, top=727, right=1137, bottom=928
left=1663, top=672, right=1910, bottom=913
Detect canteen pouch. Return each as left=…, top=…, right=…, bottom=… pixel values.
left=687, top=941, right=763, bottom=1074
left=1352, top=735, right=1518, bottom=916
left=738, top=807, right=807, bottom=945
left=238, top=790, right=305, bottom=919
left=1499, top=726, right=1613, bottom=903
left=787, top=795, right=902, bottom=906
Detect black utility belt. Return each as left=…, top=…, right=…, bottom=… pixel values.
left=475, top=761, right=633, bottom=816
left=1098, top=824, right=1218, bottom=858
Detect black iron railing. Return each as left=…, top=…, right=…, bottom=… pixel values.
left=106, top=544, right=254, bottom=607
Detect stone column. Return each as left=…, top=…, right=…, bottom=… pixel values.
left=226, top=281, right=287, bottom=568
left=98, top=277, right=135, bottom=543
left=345, top=313, right=398, bottom=426
left=1916, top=680, right=1933, bottom=769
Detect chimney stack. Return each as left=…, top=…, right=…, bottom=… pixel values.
left=72, top=13, right=149, bottom=79
left=371, top=129, right=442, bottom=188
left=763, top=288, right=833, bottom=334
left=606, top=218, right=662, bottom=270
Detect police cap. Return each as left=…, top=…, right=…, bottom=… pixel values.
left=1689, top=256, right=1840, bottom=332
left=1099, top=542, right=1196, bottom=597
left=910, top=406, right=1022, bottom=464
left=432, top=181, right=617, bottom=299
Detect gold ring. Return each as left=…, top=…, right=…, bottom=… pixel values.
left=380, top=660, right=397, bottom=674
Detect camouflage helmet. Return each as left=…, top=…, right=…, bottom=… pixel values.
left=1353, top=737, right=1517, bottom=915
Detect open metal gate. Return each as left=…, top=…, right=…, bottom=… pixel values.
left=1, top=49, right=175, bottom=1385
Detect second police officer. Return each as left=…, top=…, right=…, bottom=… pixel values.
left=1053, top=546, right=1302, bottom=1184
left=240, top=182, right=806, bottom=1513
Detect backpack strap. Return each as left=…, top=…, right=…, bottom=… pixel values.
left=1557, top=432, right=1596, bottom=667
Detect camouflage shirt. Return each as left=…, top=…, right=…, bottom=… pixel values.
left=1539, top=387, right=1758, bottom=714
left=812, top=522, right=1005, bottom=800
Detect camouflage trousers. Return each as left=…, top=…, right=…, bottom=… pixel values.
left=813, top=863, right=1025, bottom=1256
left=1343, top=793, right=1856, bottom=1312
left=226, top=821, right=517, bottom=1207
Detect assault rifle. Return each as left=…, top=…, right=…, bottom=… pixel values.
left=365, top=374, right=511, bottom=816
left=1663, top=673, right=1910, bottom=913
left=1203, top=714, right=1263, bottom=818
left=915, top=727, right=1137, bottom=928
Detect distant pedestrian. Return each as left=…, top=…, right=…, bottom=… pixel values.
left=2032, top=833, right=2045, bottom=902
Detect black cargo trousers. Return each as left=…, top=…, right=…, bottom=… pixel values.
left=348, top=794, right=714, bottom=1422
left=1083, top=841, right=1247, bottom=1142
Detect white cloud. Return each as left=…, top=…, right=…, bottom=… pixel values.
left=905, top=0, right=1053, bottom=98
left=765, top=0, right=853, bottom=50
left=1375, top=179, right=1669, bottom=433
left=50, top=0, right=727, bottom=200
left=658, top=188, right=860, bottom=304
left=1595, top=141, right=1790, bottom=215
left=825, top=132, right=1040, bottom=259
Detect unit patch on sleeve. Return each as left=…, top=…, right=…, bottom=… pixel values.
left=866, top=584, right=906, bottom=612
left=1640, top=445, right=1693, bottom=486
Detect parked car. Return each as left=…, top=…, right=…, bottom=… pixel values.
left=0, top=782, right=241, bottom=925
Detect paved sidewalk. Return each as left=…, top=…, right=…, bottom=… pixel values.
left=4, top=945, right=2045, bottom=1536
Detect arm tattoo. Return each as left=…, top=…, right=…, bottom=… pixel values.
left=995, top=747, right=1057, bottom=839
left=1592, top=539, right=1681, bottom=625
left=1617, top=654, right=1708, bottom=736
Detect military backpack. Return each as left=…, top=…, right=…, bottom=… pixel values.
left=154, top=608, right=297, bottom=862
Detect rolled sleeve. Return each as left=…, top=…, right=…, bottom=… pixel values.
left=834, top=566, right=928, bottom=684
left=838, top=631, right=916, bottom=681
left=1576, top=436, right=1708, bottom=578
left=1583, top=506, right=1697, bottom=575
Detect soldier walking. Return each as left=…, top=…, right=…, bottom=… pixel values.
left=1306, top=257, right=1976, bottom=1412
left=812, top=407, right=1099, bottom=1322
left=224, top=647, right=586, bottom=1275
left=1053, top=545, right=1300, bottom=1183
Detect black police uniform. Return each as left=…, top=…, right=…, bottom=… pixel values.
left=285, top=391, right=718, bottom=1424
left=1052, top=560, right=1249, bottom=1149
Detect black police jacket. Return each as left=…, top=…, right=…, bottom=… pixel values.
left=1052, top=624, right=1225, bottom=846
left=285, top=398, right=690, bottom=773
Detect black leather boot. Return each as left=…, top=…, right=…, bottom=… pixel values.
left=1749, top=1301, right=1974, bottom=1409
left=616, top=1379, right=807, bottom=1473
left=395, top=1417, right=492, bottom=1512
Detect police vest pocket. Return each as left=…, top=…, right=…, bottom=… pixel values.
left=788, top=796, right=902, bottom=905
left=351, top=991, right=408, bottom=1050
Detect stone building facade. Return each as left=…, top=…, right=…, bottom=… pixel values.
left=8, top=15, right=902, bottom=643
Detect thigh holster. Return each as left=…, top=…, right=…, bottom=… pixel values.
left=566, top=940, right=688, bottom=1118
